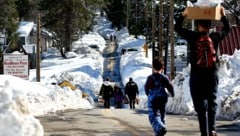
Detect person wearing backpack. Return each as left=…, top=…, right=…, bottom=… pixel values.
left=174, top=6, right=230, bottom=136
left=145, top=58, right=174, bottom=136
left=99, top=78, right=114, bottom=108
left=124, top=77, right=139, bottom=109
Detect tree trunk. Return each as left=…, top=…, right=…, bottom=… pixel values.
left=60, top=47, right=66, bottom=58
left=64, top=1, right=72, bottom=52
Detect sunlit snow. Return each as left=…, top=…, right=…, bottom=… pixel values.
left=0, top=15, right=239, bottom=136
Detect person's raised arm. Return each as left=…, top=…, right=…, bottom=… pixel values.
left=219, top=6, right=231, bottom=39
left=174, top=9, right=195, bottom=41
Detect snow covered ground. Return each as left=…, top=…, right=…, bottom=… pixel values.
left=0, top=15, right=239, bottom=136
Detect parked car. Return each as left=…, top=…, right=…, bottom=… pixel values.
left=88, top=44, right=99, bottom=51
left=175, top=39, right=187, bottom=58
left=175, top=39, right=187, bottom=46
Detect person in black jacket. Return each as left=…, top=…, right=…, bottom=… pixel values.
left=124, top=77, right=139, bottom=109
left=99, top=78, right=114, bottom=108
left=174, top=6, right=230, bottom=136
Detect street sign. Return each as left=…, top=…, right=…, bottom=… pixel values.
left=3, top=54, right=29, bottom=80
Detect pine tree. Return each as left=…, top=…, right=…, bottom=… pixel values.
left=38, top=0, right=102, bottom=57
left=15, top=0, right=35, bottom=21
left=0, top=0, right=19, bottom=74
left=0, top=0, right=19, bottom=46
left=222, top=0, right=240, bottom=26
left=104, top=0, right=126, bottom=30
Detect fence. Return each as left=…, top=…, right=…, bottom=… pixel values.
left=219, top=26, right=240, bottom=55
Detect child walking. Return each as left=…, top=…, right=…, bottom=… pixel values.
left=144, top=58, right=174, bottom=136
left=114, top=84, right=124, bottom=108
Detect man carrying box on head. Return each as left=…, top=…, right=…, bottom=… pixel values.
left=174, top=6, right=230, bottom=136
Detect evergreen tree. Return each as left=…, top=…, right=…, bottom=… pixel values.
left=38, top=0, right=102, bottom=57
left=103, top=0, right=126, bottom=30
left=222, top=0, right=240, bottom=26
left=0, top=0, right=19, bottom=48
left=103, top=0, right=147, bottom=35
left=128, top=0, right=145, bottom=36
left=15, top=0, right=35, bottom=21
left=0, top=0, right=19, bottom=74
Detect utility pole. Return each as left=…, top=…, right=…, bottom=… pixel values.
left=126, top=0, right=129, bottom=28
left=159, top=0, right=163, bottom=59
left=36, top=13, right=41, bottom=82
left=135, top=0, right=138, bottom=25
left=144, top=0, right=149, bottom=58
left=169, top=0, right=175, bottom=79
left=152, top=0, right=156, bottom=64
left=159, top=0, right=169, bottom=75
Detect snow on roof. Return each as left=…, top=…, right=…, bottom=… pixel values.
left=17, top=21, right=34, bottom=37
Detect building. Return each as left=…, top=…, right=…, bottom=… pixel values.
left=17, top=21, right=52, bottom=52
left=16, top=21, right=52, bottom=68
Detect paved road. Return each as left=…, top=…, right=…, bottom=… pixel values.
left=38, top=106, right=240, bottom=136
left=102, top=40, right=122, bottom=86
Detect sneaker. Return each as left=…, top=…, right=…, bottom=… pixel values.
left=157, top=127, right=167, bottom=136
left=209, top=131, right=217, bottom=136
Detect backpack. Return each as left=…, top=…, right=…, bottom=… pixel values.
left=149, top=74, right=168, bottom=97
left=195, top=35, right=217, bottom=68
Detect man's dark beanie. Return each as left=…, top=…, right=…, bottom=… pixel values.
left=197, top=20, right=212, bottom=29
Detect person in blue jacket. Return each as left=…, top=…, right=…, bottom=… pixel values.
left=145, top=58, right=174, bottom=136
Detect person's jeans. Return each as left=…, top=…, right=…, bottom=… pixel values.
left=148, top=95, right=168, bottom=135
left=190, top=72, right=218, bottom=136
left=110, top=97, right=115, bottom=107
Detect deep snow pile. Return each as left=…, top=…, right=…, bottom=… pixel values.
left=170, top=51, right=240, bottom=120
left=0, top=30, right=105, bottom=136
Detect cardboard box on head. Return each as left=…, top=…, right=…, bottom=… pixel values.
left=184, top=5, right=221, bottom=20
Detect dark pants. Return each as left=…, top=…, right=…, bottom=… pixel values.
left=148, top=95, right=168, bottom=136
left=127, top=95, right=136, bottom=109
left=103, top=97, right=110, bottom=108
left=115, top=101, right=122, bottom=108
left=190, top=72, right=218, bottom=136
left=129, top=98, right=136, bottom=109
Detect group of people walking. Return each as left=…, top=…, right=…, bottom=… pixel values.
left=99, top=77, right=139, bottom=109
